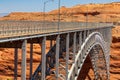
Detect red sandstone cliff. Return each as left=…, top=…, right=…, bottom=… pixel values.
left=0, top=2, right=120, bottom=22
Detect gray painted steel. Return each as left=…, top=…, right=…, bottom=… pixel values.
left=14, top=48, right=18, bottom=80
left=30, top=42, right=33, bottom=80
left=73, top=32, right=76, bottom=63
left=41, top=36, right=46, bottom=80
left=0, top=21, right=112, bottom=39
left=0, top=21, right=113, bottom=80
left=66, top=33, right=69, bottom=80
left=21, top=40, right=27, bottom=80
left=55, top=35, right=60, bottom=80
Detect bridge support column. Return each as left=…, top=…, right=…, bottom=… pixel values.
left=21, top=40, right=27, bottom=80
left=66, top=33, right=69, bottom=80
left=14, top=48, right=18, bottom=80
left=107, top=48, right=110, bottom=80
left=73, top=32, right=76, bottom=79
left=79, top=32, right=82, bottom=50
left=55, top=35, right=60, bottom=80
left=30, top=42, right=33, bottom=80
left=41, top=36, right=46, bottom=80
left=83, top=31, right=86, bottom=41
left=73, top=32, right=76, bottom=62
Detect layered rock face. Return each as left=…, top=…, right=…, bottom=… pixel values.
left=0, top=2, right=120, bottom=23
left=110, top=26, right=120, bottom=80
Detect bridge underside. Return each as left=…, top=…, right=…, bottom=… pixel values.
left=0, top=26, right=111, bottom=80
left=77, top=44, right=109, bottom=80
left=77, top=54, right=93, bottom=80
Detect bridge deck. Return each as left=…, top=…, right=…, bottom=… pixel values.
left=0, top=21, right=112, bottom=39
left=0, top=21, right=112, bottom=80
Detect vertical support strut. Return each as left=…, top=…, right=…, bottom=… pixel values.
left=83, top=31, right=86, bottom=41
left=73, top=32, right=76, bottom=63
left=21, top=40, right=27, bottom=80
left=41, top=36, right=46, bottom=80
left=107, top=28, right=112, bottom=79
left=30, top=41, right=33, bottom=80
left=66, top=33, right=69, bottom=80
left=14, top=48, right=18, bottom=80
left=56, top=35, right=60, bottom=80
left=79, top=32, right=82, bottom=50
left=73, top=32, right=77, bottom=79
left=107, top=46, right=110, bottom=80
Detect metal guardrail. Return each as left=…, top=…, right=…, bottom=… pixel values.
left=0, top=21, right=113, bottom=38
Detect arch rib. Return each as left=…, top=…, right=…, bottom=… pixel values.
left=68, top=32, right=109, bottom=80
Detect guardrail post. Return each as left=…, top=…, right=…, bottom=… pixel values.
left=41, top=36, right=46, bottom=80
left=21, top=40, right=27, bottom=80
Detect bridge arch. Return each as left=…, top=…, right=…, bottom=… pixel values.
left=68, top=32, right=110, bottom=80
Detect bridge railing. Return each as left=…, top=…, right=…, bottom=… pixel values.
left=0, top=21, right=112, bottom=38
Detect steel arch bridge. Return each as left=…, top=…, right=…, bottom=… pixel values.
left=0, top=21, right=112, bottom=80
left=68, top=32, right=110, bottom=80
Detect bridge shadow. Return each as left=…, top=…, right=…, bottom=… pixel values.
left=77, top=55, right=94, bottom=80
